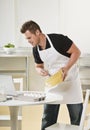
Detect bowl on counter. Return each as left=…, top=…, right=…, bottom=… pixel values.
left=3, top=47, right=16, bottom=54
left=3, top=43, right=16, bottom=54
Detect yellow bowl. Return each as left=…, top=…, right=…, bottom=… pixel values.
left=45, top=69, right=63, bottom=87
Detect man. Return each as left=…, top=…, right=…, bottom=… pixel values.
left=20, top=20, right=83, bottom=130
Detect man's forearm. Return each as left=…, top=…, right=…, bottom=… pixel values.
left=65, top=51, right=81, bottom=70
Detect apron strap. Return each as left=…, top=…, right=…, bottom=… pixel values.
left=45, top=34, right=54, bottom=47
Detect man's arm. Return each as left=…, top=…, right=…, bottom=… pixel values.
left=62, top=43, right=81, bottom=80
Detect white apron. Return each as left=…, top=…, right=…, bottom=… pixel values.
left=37, top=35, right=83, bottom=104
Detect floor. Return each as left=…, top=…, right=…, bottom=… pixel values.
left=0, top=103, right=90, bottom=130
left=22, top=104, right=70, bottom=130
left=0, top=104, right=70, bottom=130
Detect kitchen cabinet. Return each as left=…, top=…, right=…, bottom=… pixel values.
left=78, top=54, right=90, bottom=90
left=0, top=47, right=31, bottom=90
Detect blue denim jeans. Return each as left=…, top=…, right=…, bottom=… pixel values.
left=41, top=103, right=83, bottom=130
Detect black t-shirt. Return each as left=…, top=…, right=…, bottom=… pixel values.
left=33, top=33, right=73, bottom=64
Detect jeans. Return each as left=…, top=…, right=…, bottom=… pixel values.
left=41, top=103, right=83, bottom=130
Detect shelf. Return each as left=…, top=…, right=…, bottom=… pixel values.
left=78, top=54, right=90, bottom=90
left=0, top=48, right=31, bottom=90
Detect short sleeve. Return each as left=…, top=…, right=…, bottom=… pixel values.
left=33, top=47, right=43, bottom=64
left=48, top=34, right=73, bottom=57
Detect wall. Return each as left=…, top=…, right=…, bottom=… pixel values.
left=0, top=0, right=15, bottom=46
left=59, top=0, right=90, bottom=53
left=0, top=0, right=59, bottom=47
left=0, top=0, right=90, bottom=52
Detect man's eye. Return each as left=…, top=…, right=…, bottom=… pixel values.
left=26, top=37, right=31, bottom=40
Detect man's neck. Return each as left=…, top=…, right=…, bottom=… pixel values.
left=39, top=34, right=46, bottom=50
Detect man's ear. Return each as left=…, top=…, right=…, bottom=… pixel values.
left=36, top=29, right=40, bottom=35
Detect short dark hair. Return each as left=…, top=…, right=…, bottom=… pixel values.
left=20, top=20, right=42, bottom=34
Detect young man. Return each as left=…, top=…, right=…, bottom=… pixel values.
left=20, top=20, right=83, bottom=130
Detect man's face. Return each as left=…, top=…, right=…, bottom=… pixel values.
left=24, top=30, right=40, bottom=47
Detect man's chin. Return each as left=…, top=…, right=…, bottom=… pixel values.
left=33, top=44, right=37, bottom=47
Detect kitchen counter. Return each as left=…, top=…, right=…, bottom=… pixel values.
left=78, top=53, right=90, bottom=90
left=0, top=47, right=32, bottom=90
